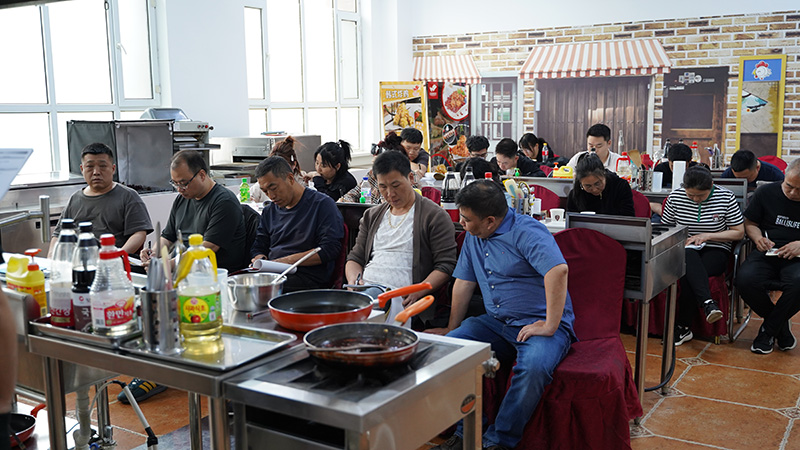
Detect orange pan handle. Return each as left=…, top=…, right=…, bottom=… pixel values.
left=393, top=295, right=435, bottom=326
left=377, top=282, right=432, bottom=308
left=31, top=403, right=46, bottom=418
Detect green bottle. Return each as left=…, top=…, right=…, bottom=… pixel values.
left=239, top=178, right=250, bottom=202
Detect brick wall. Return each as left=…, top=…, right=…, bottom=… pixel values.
left=412, top=10, right=800, bottom=158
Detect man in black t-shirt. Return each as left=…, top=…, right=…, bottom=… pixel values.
left=491, top=138, right=545, bottom=177
left=736, top=159, right=800, bottom=354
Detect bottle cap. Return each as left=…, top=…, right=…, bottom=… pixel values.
left=61, top=218, right=76, bottom=229
left=100, top=234, right=115, bottom=246
left=188, top=233, right=203, bottom=246
left=484, top=172, right=493, bottom=179
left=79, top=222, right=93, bottom=232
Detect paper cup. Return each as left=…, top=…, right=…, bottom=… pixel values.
left=652, top=171, right=663, bottom=192
left=550, top=208, right=565, bottom=222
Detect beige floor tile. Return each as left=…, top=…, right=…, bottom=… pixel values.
left=626, top=351, right=689, bottom=388
left=631, top=435, right=728, bottom=449
left=676, top=363, right=800, bottom=409
left=785, top=422, right=800, bottom=450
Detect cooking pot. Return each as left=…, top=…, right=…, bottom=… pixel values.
left=268, top=282, right=432, bottom=332
left=9, top=404, right=45, bottom=448
left=226, top=272, right=285, bottom=311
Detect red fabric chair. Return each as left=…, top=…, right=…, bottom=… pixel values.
left=328, top=223, right=349, bottom=289
left=758, top=155, right=787, bottom=173
left=483, top=228, right=642, bottom=449
left=531, top=185, right=561, bottom=211
left=631, top=190, right=652, bottom=218
left=540, top=165, right=554, bottom=177
left=421, top=186, right=441, bottom=204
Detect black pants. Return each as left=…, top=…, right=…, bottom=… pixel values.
left=1, top=412, right=10, bottom=450
left=678, top=247, right=729, bottom=327
left=736, top=251, right=800, bottom=336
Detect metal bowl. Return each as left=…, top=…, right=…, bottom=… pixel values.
left=226, top=273, right=285, bottom=312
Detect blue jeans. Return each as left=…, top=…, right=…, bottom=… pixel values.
left=449, top=314, right=572, bottom=448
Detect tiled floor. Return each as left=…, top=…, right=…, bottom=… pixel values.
left=16, top=314, right=798, bottom=450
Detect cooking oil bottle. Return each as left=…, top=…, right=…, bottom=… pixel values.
left=89, top=234, right=136, bottom=336
left=175, top=233, right=223, bottom=355
left=7, top=249, right=47, bottom=317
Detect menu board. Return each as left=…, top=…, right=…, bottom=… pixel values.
left=427, top=82, right=470, bottom=162
left=379, top=82, right=429, bottom=150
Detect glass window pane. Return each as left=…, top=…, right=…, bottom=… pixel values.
left=119, top=110, right=144, bottom=120
left=304, top=0, right=335, bottom=102
left=307, top=108, right=337, bottom=144
left=340, top=20, right=359, bottom=100
left=57, top=111, right=114, bottom=172
left=267, top=0, right=302, bottom=102
left=0, top=7, right=47, bottom=104
left=337, top=0, right=356, bottom=12
left=0, top=113, right=52, bottom=174
left=244, top=7, right=265, bottom=100
left=117, top=0, right=153, bottom=99
left=340, top=107, right=360, bottom=150
left=270, top=109, right=304, bottom=134
left=249, top=109, right=267, bottom=135
left=49, top=0, right=112, bottom=104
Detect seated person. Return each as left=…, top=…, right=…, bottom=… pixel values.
left=566, top=153, right=634, bottom=216
left=250, top=136, right=307, bottom=203
left=312, top=140, right=357, bottom=201
left=401, top=127, right=430, bottom=181
left=50, top=143, right=152, bottom=257
left=721, top=149, right=784, bottom=191
left=460, top=157, right=513, bottom=208
left=661, top=166, right=744, bottom=345
left=736, top=158, right=800, bottom=354
left=339, top=132, right=419, bottom=204
left=345, top=150, right=457, bottom=323
left=650, top=143, right=705, bottom=216
left=519, top=132, right=558, bottom=164
left=491, top=137, right=544, bottom=177
left=455, top=135, right=491, bottom=173
left=567, top=123, right=622, bottom=173
left=430, top=180, right=574, bottom=450
left=252, top=156, right=344, bottom=292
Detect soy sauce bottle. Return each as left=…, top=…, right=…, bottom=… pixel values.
left=72, top=222, right=98, bottom=332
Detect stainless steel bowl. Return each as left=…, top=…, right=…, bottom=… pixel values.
left=226, top=273, right=285, bottom=311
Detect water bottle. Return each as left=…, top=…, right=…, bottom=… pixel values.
left=616, top=152, right=633, bottom=184
left=51, top=219, right=78, bottom=328
left=713, top=143, right=722, bottom=169
left=72, top=222, right=98, bottom=332
left=617, top=130, right=625, bottom=155
left=90, top=234, right=136, bottom=336
left=691, top=141, right=699, bottom=162
left=239, top=178, right=250, bottom=202
left=175, top=233, right=223, bottom=355
left=542, top=142, right=550, bottom=160
left=359, top=176, right=371, bottom=204
left=461, top=166, right=476, bottom=188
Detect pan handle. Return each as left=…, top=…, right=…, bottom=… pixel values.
left=394, top=295, right=435, bottom=326
left=30, top=403, right=46, bottom=418
left=376, top=282, right=432, bottom=308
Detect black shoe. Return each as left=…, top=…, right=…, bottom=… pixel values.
left=118, top=378, right=167, bottom=404
left=703, top=299, right=723, bottom=324
left=777, top=320, right=796, bottom=351
left=675, top=326, right=693, bottom=346
left=432, top=435, right=462, bottom=450
left=751, top=327, right=775, bottom=354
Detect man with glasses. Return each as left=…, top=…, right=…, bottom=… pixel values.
left=50, top=143, right=152, bottom=256
left=455, top=135, right=491, bottom=173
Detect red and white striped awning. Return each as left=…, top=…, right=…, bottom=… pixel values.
left=519, top=39, right=672, bottom=79
left=412, top=55, right=481, bottom=84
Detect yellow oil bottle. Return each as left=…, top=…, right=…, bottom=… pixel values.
left=6, top=249, right=47, bottom=317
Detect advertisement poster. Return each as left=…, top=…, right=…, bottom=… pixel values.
left=736, top=55, right=786, bottom=157
left=427, top=81, right=471, bottom=162
left=379, top=81, right=429, bottom=151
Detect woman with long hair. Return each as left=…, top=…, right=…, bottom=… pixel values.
left=312, top=140, right=357, bottom=201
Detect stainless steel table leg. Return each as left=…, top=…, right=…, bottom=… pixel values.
left=661, top=282, right=678, bottom=395
left=634, top=298, right=650, bottom=412
left=208, top=396, right=230, bottom=450
left=462, top=368, right=483, bottom=449
left=44, top=357, right=68, bottom=450
left=188, top=392, right=203, bottom=450
left=96, top=382, right=114, bottom=445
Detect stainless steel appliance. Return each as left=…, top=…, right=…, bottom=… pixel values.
left=225, top=333, right=491, bottom=450
left=210, top=135, right=321, bottom=178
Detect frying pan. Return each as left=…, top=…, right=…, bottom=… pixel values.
left=268, top=282, right=432, bottom=332
left=304, top=295, right=434, bottom=369
left=9, top=404, right=45, bottom=448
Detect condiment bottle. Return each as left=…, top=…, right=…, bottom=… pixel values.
left=175, top=233, right=223, bottom=355
left=72, top=222, right=98, bottom=332
left=50, top=219, right=78, bottom=328
left=90, top=234, right=136, bottom=336
left=7, top=249, right=47, bottom=317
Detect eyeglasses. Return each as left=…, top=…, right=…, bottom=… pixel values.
left=581, top=179, right=605, bottom=191
left=170, top=170, right=200, bottom=190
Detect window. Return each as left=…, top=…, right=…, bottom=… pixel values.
left=0, top=0, right=159, bottom=175
left=245, top=0, right=363, bottom=150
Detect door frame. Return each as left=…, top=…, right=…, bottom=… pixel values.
left=470, top=72, right=524, bottom=154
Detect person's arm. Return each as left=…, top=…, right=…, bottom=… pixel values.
left=0, top=289, right=17, bottom=414
left=47, top=236, right=59, bottom=259
left=250, top=210, right=271, bottom=261
left=425, top=278, right=477, bottom=335
left=121, top=230, right=147, bottom=255
left=649, top=201, right=663, bottom=216
left=140, top=236, right=173, bottom=271
left=403, top=270, right=452, bottom=306
left=517, top=263, right=568, bottom=341
left=345, top=260, right=364, bottom=286
left=272, top=247, right=323, bottom=266
left=744, top=218, right=772, bottom=252
left=687, top=224, right=745, bottom=246
left=565, top=189, right=579, bottom=213
left=404, top=204, right=457, bottom=305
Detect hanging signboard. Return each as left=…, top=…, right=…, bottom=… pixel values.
left=735, top=55, right=787, bottom=157
left=427, top=81, right=470, bottom=160
left=379, top=81, right=429, bottom=151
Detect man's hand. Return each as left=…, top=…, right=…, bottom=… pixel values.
left=140, top=247, right=153, bottom=271
left=777, top=241, right=800, bottom=259
left=402, top=291, right=427, bottom=307
left=251, top=254, right=266, bottom=263
left=517, top=320, right=557, bottom=342
left=424, top=327, right=451, bottom=336
left=754, top=236, right=775, bottom=253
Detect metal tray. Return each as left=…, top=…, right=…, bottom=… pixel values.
left=30, top=315, right=142, bottom=350
left=120, top=324, right=296, bottom=371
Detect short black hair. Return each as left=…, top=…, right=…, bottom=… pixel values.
left=456, top=180, right=508, bottom=220
left=171, top=149, right=209, bottom=174
left=81, top=142, right=114, bottom=159
left=668, top=143, right=693, bottom=162
left=586, top=123, right=611, bottom=142
left=683, top=165, right=713, bottom=191
left=255, top=155, right=293, bottom=179
left=315, top=140, right=352, bottom=175
left=400, top=127, right=423, bottom=144
left=466, top=135, right=490, bottom=153
left=730, top=149, right=757, bottom=172
left=373, top=150, right=412, bottom=177
left=371, top=132, right=405, bottom=156
left=460, top=157, right=500, bottom=185
left=494, top=138, right=518, bottom=158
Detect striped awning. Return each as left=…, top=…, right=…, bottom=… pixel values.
left=412, top=55, right=481, bottom=84
left=519, top=39, right=672, bottom=79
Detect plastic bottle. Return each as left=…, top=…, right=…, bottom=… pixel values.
left=175, top=233, right=223, bottom=355
left=713, top=143, right=722, bottom=169
left=7, top=249, right=47, bottom=317
left=72, top=222, right=98, bottom=332
left=691, top=141, right=699, bottom=162
left=542, top=142, right=550, bottom=160
left=239, top=178, right=250, bottom=202
left=616, top=152, right=633, bottom=184
left=359, top=176, right=371, bottom=204
left=484, top=172, right=493, bottom=180
left=658, top=138, right=670, bottom=163
left=617, top=130, right=625, bottom=156
left=461, top=166, right=476, bottom=188
left=441, top=169, right=460, bottom=222
left=514, top=168, right=521, bottom=177
left=90, top=234, right=136, bottom=336
left=50, top=219, right=78, bottom=328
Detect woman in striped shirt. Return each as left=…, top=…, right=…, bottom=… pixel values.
left=662, top=166, right=744, bottom=345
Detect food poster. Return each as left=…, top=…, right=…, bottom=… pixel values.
left=736, top=55, right=786, bottom=157
left=427, top=82, right=471, bottom=161
left=379, top=81, right=429, bottom=150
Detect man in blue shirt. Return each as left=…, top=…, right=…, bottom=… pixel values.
left=721, top=149, right=784, bottom=191
left=251, top=156, right=344, bottom=292
left=431, top=180, right=575, bottom=450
